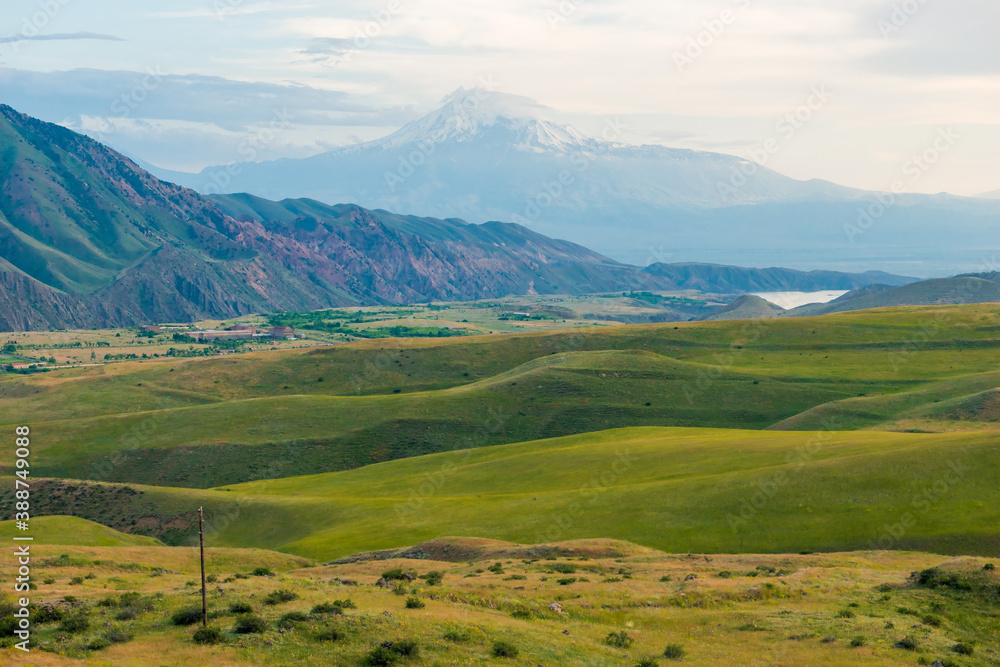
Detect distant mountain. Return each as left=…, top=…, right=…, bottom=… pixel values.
left=699, top=295, right=785, bottom=321
left=154, top=88, right=1000, bottom=272
left=0, top=105, right=671, bottom=331
left=978, top=189, right=1000, bottom=200
left=643, top=263, right=915, bottom=293
left=788, top=277, right=1000, bottom=317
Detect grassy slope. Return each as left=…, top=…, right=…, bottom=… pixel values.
left=10, top=427, right=999, bottom=560
left=0, top=516, right=163, bottom=546
left=3, top=542, right=997, bottom=666
left=5, top=304, right=1000, bottom=488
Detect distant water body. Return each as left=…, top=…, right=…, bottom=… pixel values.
left=752, top=291, right=849, bottom=310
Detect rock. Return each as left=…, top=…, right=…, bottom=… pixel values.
left=375, top=578, right=390, bottom=588
left=684, top=574, right=698, bottom=581
left=549, top=602, right=563, bottom=613
left=931, top=661, right=945, bottom=667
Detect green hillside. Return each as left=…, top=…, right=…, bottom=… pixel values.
left=0, top=516, right=163, bottom=546
left=9, top=426, right=999, bottom=560
left=4, top=304, right=1000, bottom=488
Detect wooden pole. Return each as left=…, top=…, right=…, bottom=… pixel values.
left=199, top=507, right=207, bottom=627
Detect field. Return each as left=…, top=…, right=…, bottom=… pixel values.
left=2, top=522, right=998, bottom=666
left=4, top=303, right=1000, bottom=664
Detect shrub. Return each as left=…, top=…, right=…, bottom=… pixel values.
left=87, top=636, right=111, bottom=651
left=314, top=626, right=344, bottom=642
left=837, top=610, right=856, bottom=619
left=277, top=611, right=309, bottom=629
left=557, top=577, right=577, bottom=586
left=193, top=626, right=223, bottom=645
left=636, top=660, right=659, bottom=667
left=335, top=598, right=357, bottom=609
left=922, top=614, right=942, bottom=627
left=171, top=607, right=204, bottom=626
left=663, top=643, right=686, bottom=660
left=102, top=627, right=133, bottom=645
left=504, top=575, right=527, bottom=581
left=487, top=563, right=505, bottom=574
left=33, top=605, right=66, bottom=625
left=953, top=643, right=975, bottom=656
left=234, top=614, right=268, bottom=634
left=311, top=602, right=344, bottom=616
left=551, top=563, right=576, bottom=574
left=443, top=626, right=472, bottom=642
left=985, top=563, right=996, bottom=571
left=69, top=576, right=84, bottom=586
left=251, top=567, right=275, bottom=577
left=229, top=602, right=253, bottom=614
left=606, top=630, right=635, bottom=648
left=421, top=571, right=444, bottom=586
left=717, top=571, right=734, bottom=579
left=381, top=568, right=415, bottom=581
left=391, top=639, right=419, bottom=658
left=893, top=637, right=918, bottom=651
left=492, top=640, right=519, bottom=658
left=206, top=574, right=218, bottom=583
left=59, top=613, right=90, bottom=634
left=263, top=589, right=298, bottom=605
left=405, top=597, right=425, bottom=609
left=851, top=636, right=867, bottom=647
left=364, top=646, right=400, bottom=666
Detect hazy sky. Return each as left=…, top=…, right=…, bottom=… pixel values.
left=1, top=0, right=997, bottom=196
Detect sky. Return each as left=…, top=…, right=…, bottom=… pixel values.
left=1, top=0, right=998, bottom=196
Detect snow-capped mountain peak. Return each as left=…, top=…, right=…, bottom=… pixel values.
left=368, top=87, right=600, bottom=153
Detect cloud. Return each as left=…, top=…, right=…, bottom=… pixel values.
left=297, top=37, right=357, bottom=67
left=0, top=31, right=124, bottom=44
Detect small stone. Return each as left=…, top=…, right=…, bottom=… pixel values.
left=549, top=602, right=563, bottom=613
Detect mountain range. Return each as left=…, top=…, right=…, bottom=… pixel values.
left=153, top=88, right=1000, bottom=273
left=2, top=104, right=921, bottom=331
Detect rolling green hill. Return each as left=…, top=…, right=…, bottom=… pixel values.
left=8, top=427, right=999, bottom=560
left=4, top=304, right=1000, bottom=488
left=0, top=516, right=163, bottom=546
left=789, top=277, right=1000, bottom=317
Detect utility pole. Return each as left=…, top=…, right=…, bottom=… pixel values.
left=199, top=506, right=207, bottom=627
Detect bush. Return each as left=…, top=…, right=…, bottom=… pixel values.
left=557, top=577, right=577, bottom=586
left=59, top=613, right=90, bottom=634
left=363, top=646, right=400, bottom=666
left=171, top=607, right=204, bottom=626
left=69, top=576, right=84, bottom=585
left=421, top=571, right=444, bottom=586
left=837, top=609, right=856, bottom=619
left=663, top=643, right=686, bottom=660
left=985, top=563, right=996, bottom=571
left=193, top=626, right=223, bottom=645
left=953, top=643, right=975, bottom=656
left=251, top=567, right=275, bottom=577
left=391, top=639, right=419, bottom=658
left=492, top=640, right=519, bottom=658
left=311, top=602, right=344, bottom=616
left=334, top=598, right=357, bottom=609
left=405, top=597, right=425, bottom=609
left=234, top=614, right=268, bottom=634
left=443, top=626, right=472, bottom=642
left=850, top=636, right=867, bottom=647
left=922, top=614, right=942, bottom=627
left=277, top=611, right=309, bottom=629
left=314, top=626, right=344, bottom=642
left=229, top=601, right=253, bottom=614
left=487, top=563, right=505, bottom=574
left=263, top=589, right=298, bottom=605
left=606, top=630, right=635, bottom=648
left=381, top=568, right=415, bottom=581
left=551, top=563, right=576, bottom=574
left=636, top=660, right=659, bottom=667
left=893, top=637, right=918, bottom=651
left=102, top=627, right=133, bottom=645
